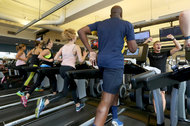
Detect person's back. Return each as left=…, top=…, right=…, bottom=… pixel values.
left=26, top=41, right=42, bottom=66
left=30, top=48, right=42, bottom=65
left=61, top=43, right=76, bottom=68
left=78, top=5, right=137, bottom=126
left=16, top=44, right=27, bottom=66
left=91, top=18, right=134, bottom=68
left=16, top=53, right=26, bottom=66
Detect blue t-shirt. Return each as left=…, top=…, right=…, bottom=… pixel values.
left=88, top=17, right=135, bottom=68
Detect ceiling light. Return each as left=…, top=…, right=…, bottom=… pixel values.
left=21, top=20, right=30, bottom=25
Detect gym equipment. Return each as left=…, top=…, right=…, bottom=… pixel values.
left=131, top=66, right=190, bottom=126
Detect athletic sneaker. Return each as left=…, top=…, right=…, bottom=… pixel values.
left=35, top=98, right=45, bottom=118
left=1, top=76, right=6, bottom=84
left=21, top=96, right=28, bottom=107
left=35, top=87, right=44, bottom=92
left=76, top=103, right=85, bottom=112
left=112, top=119, right=124, bottom=126
left=16, top=91, right=24, bottom=97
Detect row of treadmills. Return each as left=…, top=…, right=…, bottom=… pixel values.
left=0, top=61, right=190, bottom=126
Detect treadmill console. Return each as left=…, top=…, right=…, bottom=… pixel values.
left=124, top=44, right=149, bottom=63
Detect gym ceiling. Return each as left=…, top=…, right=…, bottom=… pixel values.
left=0, top=0, right=190, bottom=45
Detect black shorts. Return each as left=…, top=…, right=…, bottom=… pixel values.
left=99, top=67, right=123, bottom=94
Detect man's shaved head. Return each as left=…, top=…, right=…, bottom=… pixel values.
left=110, top=5, right=122, bottom=18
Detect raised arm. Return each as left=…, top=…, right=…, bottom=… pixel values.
left=143, top=37, right=152, bottom=44
left=179, top=10, right=190, bottom=47
left=167, top=34, right=182, bottom=55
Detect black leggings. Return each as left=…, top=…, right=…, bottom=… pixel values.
left=17, top=65, right=27, bottom=83
left=48, top=66, right=79, bottom=104
left=28, top=68, right=57, bottom=95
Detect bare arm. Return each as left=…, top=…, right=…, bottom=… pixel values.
left=78, top=26, right=93, bottom=52
left=75, top=45, right=88, bottom=63
left=127, top=40, right=138, bottom=53
left=54, top=47, right=63, bottom=62
left=167, top=34, right=182, bottom=55
left=37, top=48, right=43, bottom=55
left=16, top=51, right=27, bottom=62
left=78, top=26, right=96, bottom=66
left=26, top=49, right=33, bottom=58
left=38, top=49, right=53, bottom=62
left=143, top=37, right=152, bottom=44
left=179, top=10, right=190, bottom=47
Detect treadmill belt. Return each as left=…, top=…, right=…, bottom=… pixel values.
left=22, top=104, right=96, bottom=126
left=0, top=88, right=20, bottom=95
left=178, top=121, right=190, bottom=126
left=0, top=90, right=50, bottom=106
left=105, top=115, right=145, bottom=126
left=0, top=98, right=70, bottom=124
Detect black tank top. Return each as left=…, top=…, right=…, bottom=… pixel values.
left=30, top=55, right=39, bottom=65
left=30, top=48, right=40, bottom=65
left=41, top=48, right=54, bottom=67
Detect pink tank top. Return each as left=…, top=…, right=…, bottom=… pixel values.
left=61, top=44, right=77, bottom=68
left=16, top=52, right=26, bottom=66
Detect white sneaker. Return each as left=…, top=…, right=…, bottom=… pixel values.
left=112, top=119, right=124, bottom=126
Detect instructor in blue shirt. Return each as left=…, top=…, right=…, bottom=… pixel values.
left=78, top=5, right=137, bottom=126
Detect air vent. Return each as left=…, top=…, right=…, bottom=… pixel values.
left=8, top=31, right=16, bottom=35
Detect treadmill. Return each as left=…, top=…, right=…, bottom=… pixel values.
left=21, top=44, right=149, bottom=126
left=2, top=45, right=150, bottom=126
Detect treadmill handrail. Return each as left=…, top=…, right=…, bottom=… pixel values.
left=131, top=66, right=190, bottom=91
left=131, top=71, right=156, bottom=89
left=144, top=72, right=180, bottom=90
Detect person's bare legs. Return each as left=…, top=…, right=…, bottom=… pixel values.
left=111, top=93, right=124, bottom=126
left=161, top=91, right=166, bottom=111
left=112, top=94, right=119, bottom=106
left=179, top=10, right=190, bottom=47
left=153, top=91, right=166, bottom=113
left=153, top=98, right=156, bottom=113
left=94, top=91, right=116, bottom=126
left=26, top=93, right=30, bottom=99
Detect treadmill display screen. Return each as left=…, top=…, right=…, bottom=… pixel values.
left=135, top=31, right=150, bottom=44
left=124, top=44, right=149, bottom=63
left=126, top=48, right=139, bottom=56
left=160, top=26, right=183, bottom=41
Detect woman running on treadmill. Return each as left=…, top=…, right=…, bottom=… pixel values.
left=21, top=39, right=57, bottom=107
left=15, top=44, right=28, bottom=84
left=35, top=28, right=88, bottom=118
left=16, top=41, right=43, bottom=97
